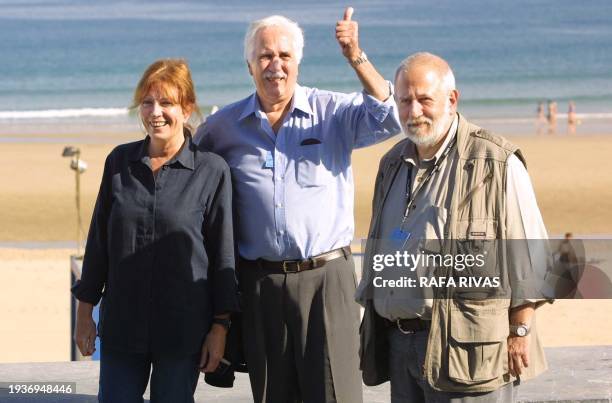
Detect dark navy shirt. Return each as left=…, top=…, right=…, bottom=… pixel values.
left=72, top=133, right=239, bottom=357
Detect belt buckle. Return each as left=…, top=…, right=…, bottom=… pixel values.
left=282, top=260, right=301, bottom=273
left=396, top=319, right=415, bottom=335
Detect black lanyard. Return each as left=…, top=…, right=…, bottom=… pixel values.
left=401, top=134, right=457, bottom=225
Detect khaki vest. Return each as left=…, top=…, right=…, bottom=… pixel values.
left=358, top=114, right=548, bottom=392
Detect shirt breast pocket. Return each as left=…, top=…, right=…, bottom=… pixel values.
left=295, top=144, right=332, bottom=188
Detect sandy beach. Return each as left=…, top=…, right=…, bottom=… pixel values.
left=1, top=132, right=612, bottom=362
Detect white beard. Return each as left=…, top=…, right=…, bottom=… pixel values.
left=403, top=107, right=453, bottom=147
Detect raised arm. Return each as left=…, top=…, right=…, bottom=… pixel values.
left=336, top=7, right=390, bottom=101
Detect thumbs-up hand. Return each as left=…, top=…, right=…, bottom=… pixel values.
left=336, top=7, right=361, bottom=61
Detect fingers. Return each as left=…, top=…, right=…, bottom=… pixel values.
left=76, top=338, right=87, bottom=356
left=343, top=6, right=353, bottom=21
left=336, top=7, right=356, bottom=29
left=199, top=344, right=209, bottom=372
left=507, top=335, right=531, bottom=377
left=508, top=350, right=515, bottom=376
left=199, top=343, right=223, bottom=373
left=85, top=338, right=95, bottom=356
left=336, top=6, right=356, bottom=34
left=521, top=350, right=530, bottom=369
left=508, top=354, right=522, bottom=376
left=75, top=318, right=96, bottom=356
left=336, top=7, right=359, bottom=58
left=507, top=349, right=528, bottom=377
left=513, top=354, right=523, bottom=376
left=77, top=337, right=93, bottom=356
left=203, top=352, right=222, bottom=373
left=79, top=331, right=95, bottom=356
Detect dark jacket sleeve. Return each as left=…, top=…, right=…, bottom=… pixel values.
left=204, top=159, right=240, bottom=315
left=71, top=152, right=114, bottom=305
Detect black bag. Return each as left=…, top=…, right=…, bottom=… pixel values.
left=360, top=300, right=390, bottom=386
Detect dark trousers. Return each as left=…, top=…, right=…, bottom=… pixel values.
left=388, top=327, right=516, bottom=403
left=239, top=254, right=363, bottom=403
left=98, top=343, right=200, bottom=403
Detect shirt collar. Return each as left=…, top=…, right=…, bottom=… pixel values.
left=290, top=84, right=314, bottom=116
left=129, top=135, right=150, bottom=162
left=238, top=92, right=260, bottom=121
left=129, top=129, right=195, bottom=171
left=238, top=84, right=313, bottom=121
left=402, top=113, right=459, bottom=167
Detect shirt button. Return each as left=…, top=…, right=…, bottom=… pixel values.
left=162, top=166, right=167, bottom=170
left=275, top=203, right=282, bottom=208
left=417, top=176, right=423, bottom=182
left=279, top=230, right=285, bottom=235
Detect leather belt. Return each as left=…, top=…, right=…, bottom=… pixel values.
left=240, top=246, right=351, bottom=273
left=386, top=317, right=431, bottom=334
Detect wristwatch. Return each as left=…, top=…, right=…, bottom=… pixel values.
left=212, top=317, right=232, bottom=331
left=350, top=50, right=368, bottom=67
left=509, top=323, right=530, bottom=337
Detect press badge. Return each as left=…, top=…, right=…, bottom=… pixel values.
left=263, top=151, right=274, bottom=169
left=390, top=227, right=411, bottom=242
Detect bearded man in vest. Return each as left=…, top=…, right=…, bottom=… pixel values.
left=356, top=52, right=551, bottom=402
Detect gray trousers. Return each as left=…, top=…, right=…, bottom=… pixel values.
left=239, top=254, right=363, bottom=403
left=388, top=327, right=516, bottom=403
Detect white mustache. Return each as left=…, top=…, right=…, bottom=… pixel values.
left=405, top=117, right=432, bottom=127
left=404, top=116, right=433, bottom=128
left=264, top=72, right=286, bottom=80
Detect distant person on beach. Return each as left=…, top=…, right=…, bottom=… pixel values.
left=568, top=101, right=578, bottom=134
left=548, top=232, right=581, bottom=298
left=72, top=59, right=239, bottom=402
left=548, top=232, right=612, bottom=299
left=558, top=232, right=577, bottom=264
left=536, top=101, right=546, bottom=134
left=196, top=8, right=401, bottom=403
left=356, top=52, right=551, bottom=402
left=547, top=99, right=557, bottom=134
left=537, top=101, right=546, bottom=122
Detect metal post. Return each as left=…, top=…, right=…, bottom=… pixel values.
left=75, top=150, right=82, bottom=256
left=63, top=146, right=87, bottom=361
left=70, top=270, right=76, bottom=361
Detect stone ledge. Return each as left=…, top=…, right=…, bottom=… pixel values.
left=0, top=346, right=610, bottom=402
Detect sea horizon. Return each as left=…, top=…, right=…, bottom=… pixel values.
left=1, top=0, right=611, bottom=136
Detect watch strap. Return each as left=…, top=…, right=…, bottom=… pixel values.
left=350, top=51, right=368, bottom=67
left=509, top=323, right=530, bottom=336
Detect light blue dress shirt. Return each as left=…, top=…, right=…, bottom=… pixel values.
left=196, top=84, right=401, bottom=260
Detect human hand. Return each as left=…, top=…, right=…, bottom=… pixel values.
left=74, top=307, right=97, bottom=356
left=336, top=7, right=361, bottom=61
left=507, top=334, right=530, bottom=377
left=199, top=324, right=227, bottom=373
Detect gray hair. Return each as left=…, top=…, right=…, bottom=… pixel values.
left=243, top=15, right=304, bottom=64
left=394, top=52, right=456, bottom=92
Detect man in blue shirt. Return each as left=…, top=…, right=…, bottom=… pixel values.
left=197, top=8, right=401, bottom=403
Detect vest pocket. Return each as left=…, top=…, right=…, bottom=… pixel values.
left=447, top=299, right=509, bottom=384
left=453, top=219, right=502, bottom=299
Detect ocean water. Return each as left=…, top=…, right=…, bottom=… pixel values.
left=1, top=0, right=611, bottom=135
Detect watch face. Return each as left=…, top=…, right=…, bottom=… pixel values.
left=517, top=326, right=527, bottom=337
